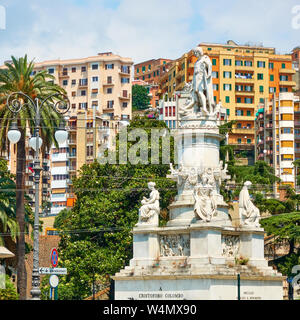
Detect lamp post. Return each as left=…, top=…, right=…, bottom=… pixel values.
left=6, top=91, right=70, bottom=300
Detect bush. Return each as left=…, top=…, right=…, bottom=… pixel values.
left=0, top=275, right=18, bottom=300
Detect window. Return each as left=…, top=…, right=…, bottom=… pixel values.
left=257, top=73, right=264, bottom=80
left=107, top=100, right=114, bottom=108
left=71, top=79, right=76, bottom=85
left=121, top=77, right=130, bottom=84
left=81, top=66, right=86, bottom=72
left=148, top=64, right=151, bottom=70
left=213, top=84, right=219, bottom=91
left=212, top=59, right=216, bottom=66
left=48, top=68, right=55, bottom=74
left=270, top=74, right=274, bottom=81
left=92, top=63, right=98, bottom=70
left=105, top=64, right=114, bottom=70
left=226, top=109, right=230, bottom=116
left=269, top=62, right=274, bottom=69
left=72, top=91, right=76, bottom=97
left=245, top=97, right=253, bottom=104
left=72, top=67, right=76, bottom=73
left=107, top=76, right=112, bottom=84
left=71, top=103, right=76, bottom=109
left=259, top=98, right=264, bottom=103
left=236, top=97, right=242, bottom=103
left=121, top=65, right=130, bottom=74
left=280, top=75, right=288, bottom=81
left=136, top=68, right=139, bottom=74
left=142, top=66, right=145, bottom=72
left=223, top=71, right=231, bottom=78
left=237, top=138, right=242, bottom=144
left=257, top=61, right=265, bottom=68
left=81, top=90, right=86, bottom=96
left=79, top=78, right=88, bottom=86
left=280, top=87, right=288, bottom=92
left=235, top=60, right=243, bottom=66
left=225, top=96, right=230, bottom=103
left=91, top=89, right=98, bottom=94
left=269, top=87, right=276, bottom=93
left=212, top=71, right=218, bottom=78
left=92, top=101, right=98, bottom=107
left=244, top=61, right=252, bottom=67
left=282, top=63, right=286, bottom=69
left=223, top=59, right=231, bottom=66
left=259, top=85, right=264, bottom=93
left=247, top=139, right=251, bottom=144
left=62, top=80, right=68, bottom=86
left=223, top=84, right=232, bottom=91
left=122, top=102, right=128, bottom=108
left=247, top=110, right=251, bottom=116
left=92, top=76, right=98, bottom=82
left=107, top=88, right=112, bottom=94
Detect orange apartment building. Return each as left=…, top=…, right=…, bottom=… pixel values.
left=134, top=58, right=173, bottom=109
left=158, top=41, right=296, bottom=163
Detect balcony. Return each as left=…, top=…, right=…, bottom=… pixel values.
left=235, top=91, right=254, bottom=96
left=119, top=93, right=131, bottom=101
left=103, top=81, right=115, bottom=86
left=60, top=72, right=69, bottom=78
left=232, top=128, right=254, bottom=134
left=68, top=126, right=77, bottom=132
left=279, top=68, right=296, bottom=74
left=25, top=180, right=34, bottom=187
left=102, top=107, right=114, bottom=113
left=279, top=80, right=296, bottom=87
left=236, top=103, right=255, bottom=108
left=51, top=180, right=69, bottom=189
left=235, top=65, right=254, bottom=71
left=234, top=115, right=255, bottom=121
left=69, top=153, right=76, bottom=159
left=51, top=152, right=69, bottom=162
left=118, top=68, right=131, bottom=76
left=235, top=77, right=254, bottom=83
left=68, top=139, right=76, bottom=145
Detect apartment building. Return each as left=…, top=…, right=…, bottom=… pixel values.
left=292, top=46, right=300, bottom=96
left=8, top=52, right=133, bottom=215
left=158, top=41, right=296, bottom=162
left=134, top=58, right=173, bottom=109
left=255, top=92, right=300, bottom=198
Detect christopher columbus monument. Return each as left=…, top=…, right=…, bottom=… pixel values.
left=113, top=46, right=284, bottom=300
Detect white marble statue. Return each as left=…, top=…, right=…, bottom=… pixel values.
left=239, top=181, right=260, bottom=228
left=179, top=46, right=214, bottom=117
left=193, top=185, right=217, bottom=222
left=137, top=182, right=160, bottom=226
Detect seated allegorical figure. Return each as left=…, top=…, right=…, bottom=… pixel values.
left=238, top=181, right=260, bottom=228
left=136, top=182, right=160, bottom=226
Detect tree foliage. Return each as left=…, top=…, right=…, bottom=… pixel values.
left=48, top=117, right=177, bottom=299
left=132, top=85, right=151, bottom=110
left=0, top=275, right=19, bottom=300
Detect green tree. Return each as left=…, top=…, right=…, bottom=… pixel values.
left=132, top=84, right=151, bottom=110
left=47, top=117, right=177, bottom=299
left=261, top=212, right=300, bottom=255
left=0, top=55, right=65, bottom=299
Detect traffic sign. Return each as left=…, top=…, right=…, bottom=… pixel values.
left=50, top=248, right=58, bottom=268
left=39, top=267, right=67, bottom=275
left=49, top=275, right=59, bottom=288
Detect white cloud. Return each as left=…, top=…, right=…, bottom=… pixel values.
left=0, top=0, right=298, bottom=65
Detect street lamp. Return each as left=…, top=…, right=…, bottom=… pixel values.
left=6, top=91, right=70, bottom=300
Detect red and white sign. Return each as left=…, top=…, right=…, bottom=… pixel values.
left=50, top=248, right=58, bottom=268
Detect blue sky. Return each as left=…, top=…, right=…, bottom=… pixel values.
left=0, top=0, right=299, bottom=64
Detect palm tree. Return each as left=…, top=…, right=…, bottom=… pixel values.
left=0, top=55, right=66, bottom=299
